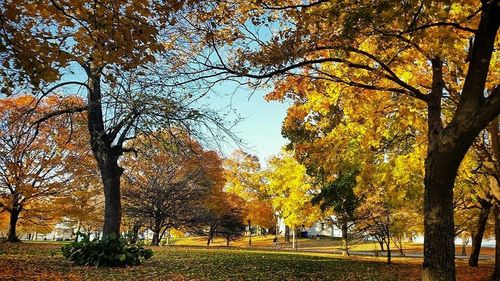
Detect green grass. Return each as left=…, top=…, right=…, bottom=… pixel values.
left=171, top=235, right=416, bottom=253
left=0, top=242, right=412, bottom=280
left=0, top=242, right=493, bottom=280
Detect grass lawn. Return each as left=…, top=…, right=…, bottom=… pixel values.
left=172, top=235, right=496, bottom=257
left=0, top=242, right=495, bottom=280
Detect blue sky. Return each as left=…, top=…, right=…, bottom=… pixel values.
left=205, top=82, right=290, bottom=163
left=58, top=63, right=289, bottom=163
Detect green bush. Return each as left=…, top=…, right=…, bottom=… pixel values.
left=61, top=233, right=153, bottom=267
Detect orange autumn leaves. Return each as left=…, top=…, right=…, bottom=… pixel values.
left=0, top=1, right=179, bottom=86
left=0, top=94, right=97, bottom=238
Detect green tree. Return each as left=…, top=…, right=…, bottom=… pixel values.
left=312, top=166, right=360, bottom=256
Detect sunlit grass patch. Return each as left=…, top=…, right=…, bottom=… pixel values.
left=0, top=242, right=494, bottom=280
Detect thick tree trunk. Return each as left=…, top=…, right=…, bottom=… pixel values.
left=469, top=200, right=492, bottom=266
left=492, top=204, right=500, bottom=280
left=86, top=68, right=124, bottom=238
left=421, top=2, right=500, bottom=274
left=422, top=150, right=460, bottom=281
left=7, top=208, right=20, bottom=242
left=100, top=159, right=123, bottom=237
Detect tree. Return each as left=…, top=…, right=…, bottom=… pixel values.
left=0, top=95, right=84, bottom=242
left=468, top=118, right=500, bottom=278
left=53, top=117, right=104, bottom=242
left=217, top=208, right=246, bottom=246
left=0, top=0, right=232, bottom=238
left=260, top=69, right=426, bottom=261
left=312, top=166, right=361, bottom=256
left=201, top=1, right=500, bottom=279
left=122, top=134, right=224, bottom=246
left=190, top=191, right=245, bottom=246
left=265, top=152, right=322, bottom=250
left=224, top=150, right=275, bottom=245
left=53, top=187, right=104, bottom=242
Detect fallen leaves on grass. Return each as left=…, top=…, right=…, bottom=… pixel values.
left=0, top=242, right=495, bottom=280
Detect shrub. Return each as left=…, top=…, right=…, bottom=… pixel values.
left=61, top=233, right=153, bottom=267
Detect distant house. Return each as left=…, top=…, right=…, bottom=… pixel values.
left=54, top=222, right=74, bottom=241
left=304, top=221, right=342, bottom=238
left=277, top=217, right=341, bottom=238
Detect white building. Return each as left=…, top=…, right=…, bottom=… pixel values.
left=276, top=217, right=342, bottom=238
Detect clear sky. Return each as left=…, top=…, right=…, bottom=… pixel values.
left=206, top=82, right=290, bottom=163
left=58, top=63, right=289, bottom=163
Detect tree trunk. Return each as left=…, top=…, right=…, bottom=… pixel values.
left=165, top=229, right=170, bottom=246
left=207, top=226, right=215, bottom=246
left=386, top=238, right=392, bottom=264
left=152, top=228, right=161, bottom=246
left=130, top=223, right=141, bottom=244
left=248, top=219, right=252, bottom=246
left=491, top=204, right=500, bottom=280
left=377, top=236, right=385, bottom=251
left=7, top=208, right=20, bottom=242
left=85, top=68, right=124, bottom=238
left=385, top=209, right=392, bottom=264
left=394, top=234, right=405, bottom=257
left=100, top=159, right=123, bottom=237
left=461, top=232, right=468, bottom=257
left=292, top=228, right=296, bottom=250
left=285, top=225, right=290, bottom=243
left=469, top=200, right=492, bottom=266
left=341, top=221, right=349, bottom=256
left=226, top=238, right=230, bottom=246
left=422, top=147, right=462, bottom=281
left=74, top=220, right=81, bottom=242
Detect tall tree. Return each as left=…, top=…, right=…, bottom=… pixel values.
left=201, top=1, right=500, bottom=278
left=469, top=118, right=500, bottom=277
left=312, top=166, right=360, bottom=256
left=0, top=95, right=83, bottom=241
left=0, top=1, right=231, bottom=237
left=189, top=191, right=245, bottom=247
left=265, top=152, right=322, bottom=250
left=53, top=114, right=104, bottom=242
left=224, top=150, right=275, bottom=245
left=122, top=134, right=224, bottom=246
